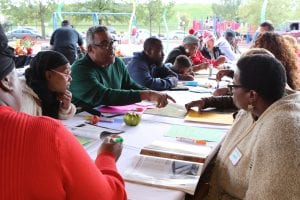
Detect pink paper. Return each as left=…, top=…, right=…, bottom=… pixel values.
left=99, top=104, right=155, bottom=114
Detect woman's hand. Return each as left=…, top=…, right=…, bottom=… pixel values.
left=58, top=90, right=72, bottom=110
left=215, top=56, right=226, bottom=66
left=185, top=99, right=206, bottom=112
left=98, top=135, right=123, bottom=161
left=213, top=87, right=230, bottom=96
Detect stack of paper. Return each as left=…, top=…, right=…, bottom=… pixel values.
left=144, top=103, right=187, bottom=118
left=185, top=109, right=233, bottom=125
left=123, top=155, right=203, bottom=195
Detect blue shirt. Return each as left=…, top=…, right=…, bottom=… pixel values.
left=127, top=52, right=178, bottom=91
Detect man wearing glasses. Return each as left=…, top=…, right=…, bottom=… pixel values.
left=70, top=25, right=175, bottom=108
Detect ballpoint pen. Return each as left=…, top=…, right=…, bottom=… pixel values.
left=176, top=137, right=206, bottom=145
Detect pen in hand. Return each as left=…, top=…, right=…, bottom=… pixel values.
left=98, top=135, right=123, bottom=161
left=110, top=137, right=124, bottom=143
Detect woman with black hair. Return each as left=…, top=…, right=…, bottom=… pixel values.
left=21, top=50, right=76, bottom=119
left=0, top=24, right=126, bottom=200
left=199, top=54, right=300, bottom=199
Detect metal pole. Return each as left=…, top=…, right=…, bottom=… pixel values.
left=260, top=0, right=268, bottom=23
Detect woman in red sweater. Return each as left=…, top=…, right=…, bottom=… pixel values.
left=0, top=24, right=126, bottom=200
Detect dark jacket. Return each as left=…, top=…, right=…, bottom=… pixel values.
left=201, top=46, right=224, bottom=60
left=164, top=46, right=188, bottom=64
left=50, top=27, right=84, bottom=64
left=127, top=52, right=178, bottom=91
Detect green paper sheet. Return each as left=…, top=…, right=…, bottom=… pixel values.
left=164, top=125, right=226, bottom=142
left=76, top=136, right=93, bottom=146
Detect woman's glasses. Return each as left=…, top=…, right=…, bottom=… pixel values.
left=227, top=84, right=243, bottom=94
left=51, top=69, right=71, bottom=80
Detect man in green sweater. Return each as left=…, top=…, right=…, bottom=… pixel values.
left=70, top=25, right=175, bottom=108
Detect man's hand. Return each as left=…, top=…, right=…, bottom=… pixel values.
left=98, top=135, right=123, bottom=161
left=140, top=90, right=176, bottom=108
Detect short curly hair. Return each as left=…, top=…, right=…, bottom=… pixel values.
left=237, top=54, right=286, bottom=103
left=253, top=32, right=300, bottom=90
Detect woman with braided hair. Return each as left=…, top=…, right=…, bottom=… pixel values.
left=21, top=50, right=76, bottom=119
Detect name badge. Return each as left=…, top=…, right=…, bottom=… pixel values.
left=229, top=147, right=242, bottom=166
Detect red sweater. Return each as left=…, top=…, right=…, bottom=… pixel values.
left=190, top=50, right=218, bottom=67
left=0, top=106, right=126, bottom=200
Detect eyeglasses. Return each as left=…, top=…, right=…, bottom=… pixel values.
left=92, top=39, right=117, bottom=50
left=227, top=84, right=243, bottom=94
left=51, top=69, right=71, bottom=80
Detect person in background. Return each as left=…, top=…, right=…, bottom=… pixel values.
left=283, top=34, right=300, bottom=58
left=70, top=25, right=175, bottom=108
left=168, top=55, right=194, bottom=81
left=253, top=32, right=300, bottom=90
left=212, top=32, right=300, bottom=97
left=201, top=30, right=227, bottom=65
left=201, top=54, right=300, bottom=200
left=0, top=23, right=126, bottom=200
left=21, top=50, right=76, bottom=120
left=165, top=35, right=209, bottom=71
left=127, top=37, right=178, bottom=91
left=190, top=36, right=226, bottom=68
left=186, top=33, right=300, bottom=111
left=185, top=48, right=274, bottom=112
left=50, top=20, right=86, bottom=64
left=283, top=34, right=300, bottom=74
left=251, top=21, right=274, bottom=43
left=216, top=30, right=239, bottom=61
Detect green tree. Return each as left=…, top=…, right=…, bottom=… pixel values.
left=238, top=0, right=294, bottom=27
left=0, top=0, right=56, bottom=38
left=136, top=0, right=174, bottom=34
left=64, top=0, right=132, bottom=30
left=212, top=0, right=241, bottom=21
left=178, top=13, right=191, bottom=33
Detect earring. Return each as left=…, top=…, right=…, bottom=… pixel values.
left=247, top=104, right=254, bottom=111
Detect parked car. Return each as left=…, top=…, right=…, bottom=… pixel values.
left=280, top=21, right=300, bottom=41
left=6, top=28, right=42, bottom=40
left=169, top=30, right=186, bottom=40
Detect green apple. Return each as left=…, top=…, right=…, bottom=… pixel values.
left=123, top=112, right=141, bottom=126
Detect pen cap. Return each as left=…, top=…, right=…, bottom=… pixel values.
left=111, top=137, right=124, bottom=143
left=195, top=140, right=206, bottom=145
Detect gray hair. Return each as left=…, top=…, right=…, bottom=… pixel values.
left=86, top=25, right=108, bottom=46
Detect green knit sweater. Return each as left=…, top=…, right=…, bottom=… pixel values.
left=70, top=55, right=145, bottom=107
